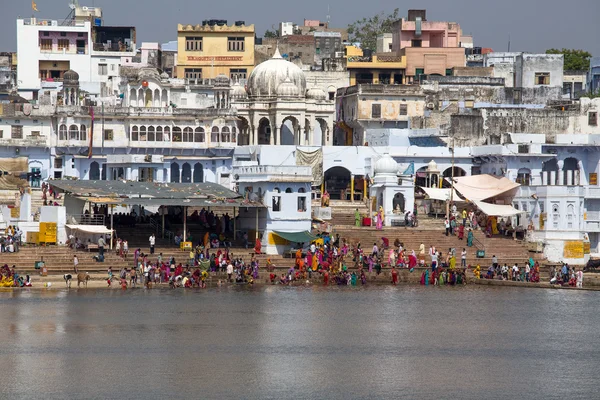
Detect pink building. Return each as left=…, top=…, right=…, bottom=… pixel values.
left=391, top=10, right=466, bottom=81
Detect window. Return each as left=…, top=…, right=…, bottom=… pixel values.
left=231, top=127, right=236, bottom=142
left=183, top=127, right=194, bottom=142
left=60, top=32, right=67, bottom=37
left=285, top=188, right=293, bottom=193
left=185, top=37, right=203, bottom=51
left=98, top=64, right=108, bottom=76
left=411, top=39, right=422, bottom=47
left=221, top=127, right=230, bottom=143
left=211, top=127, right=219, bottom=143
left=139, top=126, right=147, bottom=141
left=399, top=104, right=408, bottom=116
left=465, top=100, right=474, bottom=108
left=78, top=32, right=85, bottom=37
left=535, top=72, right=550, bottom=85
left=184, top=68, right=202, bottom=80
left=172, top=127, right=182, bottom=142
left=589, top=112, right=598, bottom=126
left=54, top=158, right=63, bottom=169
left=194, top=127, right=205, bottom=142
left=227, top=37, right=245, bottom=52
left=230, top=68, right=247, bottom=81
left=59, top=124, right=67, bottom=140
left=372, top=104, right=381, bottom=119
left=42, top=31, right=50, bottom=37
left=416, top=68, right=425, bottom=77
left=147, top=126, right=155, bottom=141
left=30, top=131, right=40, bottom=137
left=0, top=130, right=3, bottom=138
left=104, top=129, right=113, bottom=141
left=131, top=126, right=139, bottom=141
left=272, top=188, right=281, bottom=212
left=163, top=127, right=170, bottom=141
left=298, top=196, right=307, bottom=212
left=80, top=124, right=87, bottom=141
left=517, top=169, right=531, bottom=186
left=57, top=39, right=69, bottom=51
left=11, top=125, right=23, bottom=139
left=446, top=69, right=453, bottom=76
left=40, top=39, right=52, bottom=51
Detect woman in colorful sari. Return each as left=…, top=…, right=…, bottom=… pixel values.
left=254, top=238, right=262, bottom=254
left=376, top=206, right=384, bottom=230
left=388, top=248, right=396, bottom=267
left=203, top=232, right=210, bottom=249
left=467, top=229, right=474, bottom=247
left=457, top=224, right=465, bottom=240
left=408, top=252, right=417, bottom=271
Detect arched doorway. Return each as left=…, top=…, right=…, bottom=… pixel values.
left=89, top=161, right=100, bottom=180
left=415, top=166, right=428, bottom=188
left=443, top=167, right=467, bottom=178
left=316, top=118, right=328, bottom=146
left=393, top=193, right=406, bottom=213
left=280, top=116, right=298, bottom=145
left=193, top=163, right=203, bottom=183
left=170, top=162, right=180, bottom=183
left=237, top=117, right=249, bottom=145
left=182, top=163, right=192, bottom=183
left=324, top=166, right=352, bottom=200
left=258, top=118, right=271, bottom=145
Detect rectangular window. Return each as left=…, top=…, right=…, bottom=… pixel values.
left=57, top=39, right=70, bottom=51
left=0, top=130, right=3, bottom=138
left=416, top=68, right=425, bottom=77
left=11, top=125, right=23, bottom=139
left=185, top=37, right=203, bottom=51
left=372, top=104, right=381, bottom=119
left=229, top=68, right=247, bottom=81
left=465, top=100, right=474, bottom=108
left=104, top=129, right=114, bottom=141
left=399, top=104, right=408, bottom=116
left=54, top=158, right=63, bottom=169
left=298, top=196, right=307, bottom=212
left=40, top=39, right=52, bottom=51
left=535, top=72, right=550, bottom=85
left=589, top=112, right=598, bottom=126
left=98, top=63, right=108, bottom=75
left=60, top=32, right=67, bottom=37
left=184, top=68, right=202, bottom=80
left=446, top=69, right=453, bottom=76
left=78, top=32, right=85, bottom=37
left=42, top=31, right=50, bottom=37
left=227, top=37, right=245, bottom=52
left=30, top=131, right=41, bottom=137
left=411, top=39, right=422, bottom=47
left=272, top=195, right=281, bottom=212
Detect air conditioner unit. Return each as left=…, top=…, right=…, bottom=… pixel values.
left=334, top=51, right=343, bottom=58
left=426, top=102, right=435, bottom=109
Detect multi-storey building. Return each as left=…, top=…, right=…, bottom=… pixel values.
left=176, top=20, right=255, bottom=81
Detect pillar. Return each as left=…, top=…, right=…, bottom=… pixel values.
left=179, top=167, right=183, bottom=183
left=557, top=161, right=564, bottom=186
left=363, top=178, right=367, bottom=200
left=269, top=126, right=275, bottom=145
left=255, top=207, right=259, bottom=240
left=550, top=171, right=556, bottom=186
left=567, top=171, right=573, bottom=186
left=350, top=174, right=355, bottom=203
left=542, top=171, right=548, bottom=186
left=233, top=207, right=237, bottom=240
left=183, top=206, right=187, bottom=242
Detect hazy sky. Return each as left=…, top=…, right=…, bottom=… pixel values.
left=2, top=0, right=599, bottom=55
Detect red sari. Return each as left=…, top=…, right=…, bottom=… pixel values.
left=254, top=238, right=262, bottom=254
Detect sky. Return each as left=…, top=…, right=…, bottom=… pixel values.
left=1, top=0, right=599, bottom=55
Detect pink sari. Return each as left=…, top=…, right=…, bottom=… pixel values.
left=376, top=213, right=383, bottom=230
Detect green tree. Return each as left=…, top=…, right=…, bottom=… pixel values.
left=264, top=29, right=279, bottom=39
left=347, top=8, right=400, bottom=51
left=545, top=48, right=592, bottom=71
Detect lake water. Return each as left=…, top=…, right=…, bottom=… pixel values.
left=0, top=285, right=598, bottom=400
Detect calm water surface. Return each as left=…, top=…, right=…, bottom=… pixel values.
left=0, top=285, right=597, bottom=400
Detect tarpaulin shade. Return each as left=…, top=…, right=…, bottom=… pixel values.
left=450, top=175, right=520, bottom=202
left=420, top=187, right=462, bottom=201
left=273, top=230, right=317, bottom=243
left=473, top=201, right=523, bottom=217
left=66, top=225, right=113, bottom=234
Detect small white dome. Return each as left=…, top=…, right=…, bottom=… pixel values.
left=306, top=87, right=327, bottom=101
left=247, top=48, right=306, bottom=98
left=427, top=160, right=439, bottom=172
left=276, top=76, right=300, bottom=98
left=374, top=154, right=398, bottom=175
left=231, top=82, right=248, bottom=99
left=214, top=74, right=230, bottom=87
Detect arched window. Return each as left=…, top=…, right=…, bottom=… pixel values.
left=147, top=126, right=155, bottom=142
left=211, top=127, right=220, bottom=144
left=131, top=126, right=139, bottom=141
left=193, top=163, right=203, bottom=182
left=89, top=161, right=100, bottom=180
left=139, top=126, right=147, bottom=141
left=172, top=127, right=182, bottom=142
left=183, top=127, right=193, bottom=142
left=221, top=126, right=230, bottom=143
left=517, top=168, right=531, bottom=186
left=156, top=126, right=163, bottom=141
left=69, top=124, right=79, bottom=140
left=59, top=124, right=67, bottom=140
left=285, top=188, right=293, bottom=193
left=194, top=127, right=205, bottom=142
left=272, top=187, right=281, bottom=212
left=163, top=127, right=170, bottom=142
left=231, top=127, right=237, bottom=143
left=80, top=124, right=87, bottom=141
left=298, top=187, right=306, bottom=193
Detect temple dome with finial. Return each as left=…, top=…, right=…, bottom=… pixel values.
left=214, top=73, right=230, bottom=86
left=247, top=47, right=306, bottom=98
left=231, top=82, right=248, bottom=99
left=277, top=76, right=300, bottom=98
left=63, top=69, right=79, bottom=86
left=427, top=160, right=439, bottom=172
left=374, top=154, right=399, bottom=176
left=306, top=86, right=327, bottom=101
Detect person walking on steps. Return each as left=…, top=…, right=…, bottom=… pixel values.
left=149, top=233, right=156, bottom=255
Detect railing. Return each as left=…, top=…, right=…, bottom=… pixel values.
left=472, top=235, right=485, bottom=253
left=587, top=211, right=600, bottom=221
left=67, top=214, right=106, bottom=226
left=232, top=165, right=312, bottom=176
left=93, top=43, right=134, bottom=52
left=150, top=217, right=174, bottom=242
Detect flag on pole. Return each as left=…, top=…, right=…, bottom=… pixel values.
left=32, top=1, right=39, bottom=12
left=88, top=106, right=95, bottom=159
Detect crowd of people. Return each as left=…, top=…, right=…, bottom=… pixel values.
left=0, top=264, right=31, bottom=287
left=0, top=225, right=21, bottom=253
left=550, top=264, right=584, bottom=287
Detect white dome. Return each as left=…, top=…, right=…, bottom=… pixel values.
left=427, top=160, right=439, bottom=172
left=231, top=82, right=248, bottom=99
left=276, top=76, right=300, bottom=98
left=247, top=48, right=306, bottom=98
left=306, top=87, right=327, bottom=101
left=374, top=154, right=398, bottom=175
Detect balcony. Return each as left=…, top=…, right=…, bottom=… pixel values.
left=93, top=42, right=134, bottom=53
left=232, top=165, right=313, bottom=182
left=586, top=187, right=600, bottom=199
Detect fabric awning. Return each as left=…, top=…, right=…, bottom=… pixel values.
left=420, top=187, right=462, bottom=201
left=473, top=201, right=523, bottom=217
left=66, top=224, right=113, bottom=234
left=450, top=174, right=520, bottom=202
left=273, top=230, right=317, bottom=244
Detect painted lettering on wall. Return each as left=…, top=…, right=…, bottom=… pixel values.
left=187, top=56, right=243, bottom=62
left=563, top=240, right=584, bottom=259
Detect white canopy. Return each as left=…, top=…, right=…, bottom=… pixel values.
left=451, top=175, right=520, bottom=202
left=420, top=187, right=462, bottom=201
left=66, top=225, right=113, bottom=234
left=473, top=201, right=522, bottom=217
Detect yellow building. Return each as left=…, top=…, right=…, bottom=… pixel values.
left=176, top=21, right=255, bottom=81
left=345, top=45, right=406, bottom=85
